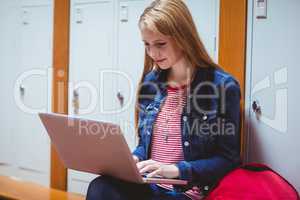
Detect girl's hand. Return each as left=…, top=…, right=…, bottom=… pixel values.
left=137, top=159, right=180, bottom=179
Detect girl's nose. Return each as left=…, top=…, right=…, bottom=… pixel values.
left=147, top=47, right=160, bottom=60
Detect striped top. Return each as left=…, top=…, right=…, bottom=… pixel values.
left=150, top=84, right=203, bottom=200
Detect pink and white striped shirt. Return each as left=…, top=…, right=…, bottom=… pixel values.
left=150, top=84, right=203, bottom=200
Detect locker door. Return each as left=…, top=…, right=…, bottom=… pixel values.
left=0, top=0, right=19, bottom=176
left=68, top=0, right=116, bottom=194
left=115, top=0, right=149, bottom=151
left=185, top=0, right=219, bottom=62
left=246, top=0, right=300, bottom=192
left=12, top=1, right=53, bottom=186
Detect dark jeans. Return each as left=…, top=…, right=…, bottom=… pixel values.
left=86, top=175, right=192, bottom=200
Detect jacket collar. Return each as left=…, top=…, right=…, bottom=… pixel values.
left=156, top=67, right=216, bottom=93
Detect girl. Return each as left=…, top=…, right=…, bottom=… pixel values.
left=87, top=0, right=241, bottom=199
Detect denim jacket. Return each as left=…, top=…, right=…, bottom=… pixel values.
left=132, top=66, right=241, bottom=192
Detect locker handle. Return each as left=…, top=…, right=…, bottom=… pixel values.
left=19, top=84, right=25, bottom=95
left=117, top=91, right=124, bottom=107
left=73, top=90, right=79, bottom=114
left=252, top=100, right=261, bottom=114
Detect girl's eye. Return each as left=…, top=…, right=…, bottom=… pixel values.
left=156, top=43, right=166, bottom=47
left=143, top=42, right=166, bottom=50
left=144, top=44, right=150, bottom=49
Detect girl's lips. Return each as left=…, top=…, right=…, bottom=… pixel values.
left=155, top=59, right=166, bottom=63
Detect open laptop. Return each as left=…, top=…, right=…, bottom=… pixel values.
left=38, top=113, right=187, bottom=185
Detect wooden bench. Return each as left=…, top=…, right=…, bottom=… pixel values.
left=0, top=176, right=85, bottom=200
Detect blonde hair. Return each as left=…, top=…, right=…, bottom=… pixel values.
left=135, top=0, right=220, bottom=131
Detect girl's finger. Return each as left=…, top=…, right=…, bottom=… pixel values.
left=146, top=168, right=162, bottom=178
left=139, top=163, right=159, bottom=174
left=137, top=159, right=155, bottom=170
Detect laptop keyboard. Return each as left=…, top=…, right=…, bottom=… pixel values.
left=141, top=172, right=163, bottom=178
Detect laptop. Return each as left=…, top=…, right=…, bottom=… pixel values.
left=38, top=113, right=187, bottom=185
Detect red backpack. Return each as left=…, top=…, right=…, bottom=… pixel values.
left=206, top=163, right=299, bottom=200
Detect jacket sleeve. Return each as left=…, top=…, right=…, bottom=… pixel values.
left=131, top=72, right=155, bottom=161
left=132, top=115, right=147, bottom=161
left=175, top=77, right=241, bottom=189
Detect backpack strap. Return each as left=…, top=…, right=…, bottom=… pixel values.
left=241, top=163, right=271, bottom=171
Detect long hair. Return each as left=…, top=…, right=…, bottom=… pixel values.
left=134, top=0, right=220, bottom=132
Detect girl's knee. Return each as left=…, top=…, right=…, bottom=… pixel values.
left=87, top=176, right=122, bottom=200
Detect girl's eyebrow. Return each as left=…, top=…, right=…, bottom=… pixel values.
left=142, top=39, right=165, bottom=43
